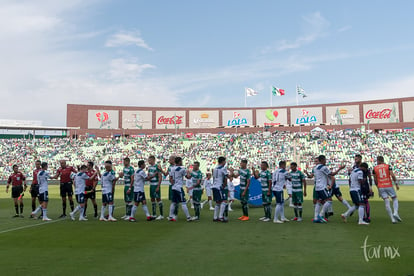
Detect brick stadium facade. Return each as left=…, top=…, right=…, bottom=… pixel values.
left=66, top=97, right=414, bottom=137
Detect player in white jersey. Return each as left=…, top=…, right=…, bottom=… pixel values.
left=341, top=163, right=369, bottom=225
left=313, top=155, right=345, bottom=223
left=127, top=160, right=155, bottom=222
left=227, top=178, right=235, bottom=211
left=201, top=172, right=214, bottom=210
left=272, top=161, right=291, bottom=223
left=186, top=177, right=194, bottom=209
left=31, top=162, right=52, bottom=221
left=168, top=157, right=192, bottom=222
left=70, top=165, right=98, bottom=221
left=99, top=160, right=119, bottom=222
left=212, top=156, right=229, bottom=222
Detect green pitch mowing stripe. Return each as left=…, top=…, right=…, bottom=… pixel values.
left=0, top=185, right=413, bottom=275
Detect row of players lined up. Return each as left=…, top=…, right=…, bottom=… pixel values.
left=5, top=154, right=402, bottom=224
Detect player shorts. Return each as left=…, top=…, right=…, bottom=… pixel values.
left=228, top=190, right=235, bottom=200
left=11, top=185, right=23, bottom=198
left=85, top=186, right=96, bottom=200
left=262, top=191, right=272, bottom=205
left=239, top=189, right=249, bottom=203
left=286, top=183, right=292, bottom=195
left=134, top=191, right=146, bottom=203
left=102, top=193, right=114, bottom=204
left=150, top=185, right=161, bottom=199
left=30, top=185, right=39, bottom=198
left=292, top=191, right=303, bottom=205
left=350, top=190, right=364, bottom=205
left=172, top=189, right=186, bottom=203
left=331, top=186, right=342, bottom=198
left=39, top=191, right=49, bottom=202
left=76, top=193, right=85, bottom=204
left=124, top=186, right=134, bottom=202
left=315, top=189, right=331, bottom=202
left=168, top=185, right=173, bottom=201
left=212, top=187, right=225, bottom=202
left=273, top=191, right=284, bottom=204
left=60, top=182, right=73, bottom=197
left=206, top=188, right=212, bottom=197
left=192, top=190, right=202, bottom=203
left=378, top=187, right=397, bottom=199
left=188, top=188, right=193, bottom=197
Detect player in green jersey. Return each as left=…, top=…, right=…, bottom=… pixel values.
left=119, top=157, right=135, bottom=220
left=229, top=159, right=251, bottom=221
left=253, top=161, right=272, bottom=222
left=187, top=161, right=203, bottom=221
left=148, top=156, right=164, bottom=220
left=289, top=162, right=307, bottom=222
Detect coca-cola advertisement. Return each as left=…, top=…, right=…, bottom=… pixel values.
left=156, top=111, right=186, bottom=129
left=363, top=103, right=399, bottom=124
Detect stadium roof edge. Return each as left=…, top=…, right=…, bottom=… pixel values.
left=0, top=126, right=80, bottom=131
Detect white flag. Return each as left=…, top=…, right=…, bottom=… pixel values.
left=297, top=85, right=307, bottom=98
left=245, top=87, right=259, bottom=97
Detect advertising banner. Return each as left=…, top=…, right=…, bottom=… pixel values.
left=402, top=101, right=414, bottom=122
left=222, top=110, right=253, bottom=127
left=122, top=110, right=153, bottom=129
left=88, top=110, right=119, bottom=129
left=256, top=109, right=288, bottom=126
left=363, top=103, right=399, bottom=123
left=290, top=107, right=323, bottom=125
left=189, top=110, right=219, bottom=128
left=326, top=105, right=360, bottom=125
left=155, top=111, right=186, bottom=129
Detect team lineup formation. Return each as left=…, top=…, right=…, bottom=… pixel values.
left=5, top=153, right=402, bottom=225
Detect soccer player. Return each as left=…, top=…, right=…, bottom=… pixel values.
left=186, top=176, right=194, bottom=208
left=187, top=161, right=203, bottom=221
left=272, top=161, right=291, bottom=224
left=329, top=177, right=353, bottom=218
left=119, top=157, right=135, bottom=220
left=52, top=160, right=77, bottom=218
left=127, top=160, right=154, bottom=222
left=351, top=154, right=373, bottom=222
left=304, top=157, right=320, bottom=210
left=253, top=161, right=272, bottom=222
left=229, top=159, right=251, bottom=221
left=212, top=156, right=229, bottom=222
left=6, top=164, right=27, bottom=218
left=84, top=161, right=100, bottom=218
left=289, top=162, right=307, bottom=222
left=227, top=178, right=235, bottom=212
left=148, top=156, right=164, bottom=220
left=201, top=172, right=214, bottom=210
left=30, top=160, right=42, bottom=218
left=313, top=155, right=345, bottom=223
left=373, top=156, right=402, bottom=223
left=164, top=155, right=179, bottom=216
left=341, top=163, right=369, bottom=225
left=168, top=157, right=192, bottom=222
left=70, top=165, right=98, bottom=221
left=99, top=160, right=119, bottom=222
left=31, top=162, right=52, bottom=221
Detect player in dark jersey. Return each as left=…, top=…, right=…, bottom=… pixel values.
left=52, top=160, right=77, bottom=218
left=352, top=154, right=373, bottom=222
left=6, top=164, right=27, bottom=217
left=84, top=161, right=101, bottom=218
left=30, top=160, right=42, bottom=217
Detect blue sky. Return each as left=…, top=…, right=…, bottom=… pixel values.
left=0, top=0, right=413, bottom=125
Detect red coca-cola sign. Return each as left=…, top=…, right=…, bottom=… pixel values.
left=157, top=115, right=184, bottom=125
left=365, top=109, right=392, bottom=119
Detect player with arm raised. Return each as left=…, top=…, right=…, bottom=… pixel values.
left=6, top=164, right=27, bottom=218
left=253, top=161, right=272, bottom=222
left=84, top=161, right=100, bottom=218
left=187, top=161, right=203, bottom=221
left=272, top=161, right=291, bottom=224
left=70, top=165, right=98, bottom=221
left=30, top=160, right=42, bottom=218
left=99, top=160, right=119, bottom=222
left=373, top=156, right=402, bottom=223
left=341, top=163, right=369, bottom=225
left=119, top=157, right=135, bottom=220
left=212, top=156, right=229, bottom=223
left=51, top=160, right=77, bottom=218
left=168, top=157, right=192, bottom=222
left=229, top=159, right=251, bottom=221
left=289, top=162, right=307, bottom=222
left=148, top=156, right=164, bottom=220
left=127, top=160, right=155, bottom=222
left=31, top=162, right=52, bottom=221
left=304, top=157, right=319, bottom=210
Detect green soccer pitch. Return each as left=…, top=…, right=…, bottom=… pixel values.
left=0, top=185, right=412, bottom=276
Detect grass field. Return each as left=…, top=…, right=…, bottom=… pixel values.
left=0, top=185, right=413, bottom=276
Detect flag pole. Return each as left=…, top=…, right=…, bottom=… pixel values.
left=296, top=84, right=299, bottom=106
left=270, top=87, right=273, bottom=107
left=244, top=89, right=247, bottom=107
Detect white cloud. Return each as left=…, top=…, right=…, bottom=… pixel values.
left=105, top=30, right=153, bottom=51
left=338, top=25, right=352, bottom=33
left=109, top=58, right=156, bottom=81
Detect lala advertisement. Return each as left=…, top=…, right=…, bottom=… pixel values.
left=222, top=110, right=253, bottom=127
left=290, top=107, right=323, bottom=125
